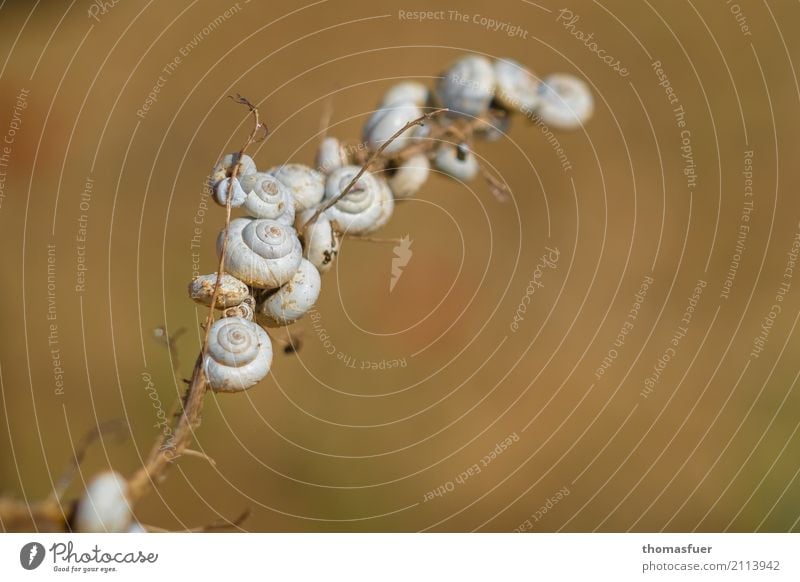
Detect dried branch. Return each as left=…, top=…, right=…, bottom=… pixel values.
left=126, top=97, right=265, bottom=503
left=0, top=92, right=515, bottom=533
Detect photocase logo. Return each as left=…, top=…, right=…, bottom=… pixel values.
left=19, top=542, right=45, bottom=570
left=390, top=235, right=413, bottom=292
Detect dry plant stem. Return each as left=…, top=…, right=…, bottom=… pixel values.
left=0, top=101, right=511, bottom=532
left=319, top=98, right=334, bottom=142
left=347, top=235, right=406, bottom=244
left=300, top=108, right=448, bottom=236
left=127, top=96, right=266, bottom=503
left=0, top=498, right=63, bottom=532
left=144, top=508, right=250, bottom=533
left=49, top=420, right=127, bottom=502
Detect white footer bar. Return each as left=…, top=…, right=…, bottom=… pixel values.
left=1, top=533, right=797, bottom=580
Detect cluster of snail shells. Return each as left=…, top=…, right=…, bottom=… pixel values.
left=434, top=55, right=593, bottom=175
left=193, top=147, right=399, bottom=393
left=437, top=54, right=594, bottom=129
left=188, top=56, right=593, bottom=394
left=354, top=55, right=593, bottom=197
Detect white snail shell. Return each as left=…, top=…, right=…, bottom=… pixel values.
left=238, top=172, right=296, bottom=225
left=74, top=471, right=132, bottom=533
left=375, top=177, right=395, bottom=231
left=315, top=137, right=349, bottom=175
left=214, top=177, right=247, bottom=208
left=381, top=81, right=430, bottom=108
left=189, top=273, right=250, bottom=309
left=127, top=522, right=147, bottom=533
left=204, top=316, right=272, bottom=392
left=536, top=73, right=594, bottom=130
left=297, top=209, right=339, bottom=274
left=256, top=259, right=321, bottom=327
left=210, top=153, right=257, bottom=187
left=493, top=58, right=540, bottom=114
left=437, top=55, right=496, bottom=118
left=267, top=164, right=325, bottom=211
left=218, top=217, right=302, bottom=289
left=434, top=143, right=479, bottom=181
left=387, top=153, right=430, bottom=199
left=363, top=102, right=423, bottom=155
left=323, top=166, right=391, bottom=235
left=223, top=295, right=256, bottom=320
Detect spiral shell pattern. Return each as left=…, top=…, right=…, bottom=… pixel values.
left=239, top=172, right=296, bottom=225
left=204, top=316, right=272, bottom=392
left=323, top=166, right=392, bottom=235
left=219, top=217, right=302, bottom=289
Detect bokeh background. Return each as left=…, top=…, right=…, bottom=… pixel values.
left=1, top=0, right=800, bottom=532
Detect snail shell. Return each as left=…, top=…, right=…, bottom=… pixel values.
left=267, top=164, right=325, bottom=211
left=238, top=172, right=296, bottom=225
left=315, top=136, right=349, bottom=175
left=218, top=217, right=302, bottom=289
left=297, top=209, right=339, bottom=274
left=214, top=177, right=247, bottom=208
left=375, top=177, right=395, bottom=231
left=536, top=73, right=594, bottom=130
left=204, top=316, right=272, bottom=392
left=492, top=58, right=540, bottom=114
left=210, top=153, right=257, bottom=187
left=189, top=273, right=250, bottom=309
left=256, top=259, right=321, bottom=327
left=381, top=81, right=430, bottom=108
left=436, top=55, right=496, bottom=118
left=323, top=166, right=392, bottom=235
left=362, top=102, right=423, bottom=155
left=74, top=471, right=132, bottom=533
left=223, top=295, right=256, bottom=320
left=387, top=153, right=430, bottom=199
left=434, top=143, right=479, bottom=181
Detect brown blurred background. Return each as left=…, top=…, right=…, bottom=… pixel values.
left=1, top=0, right=799, bottom=532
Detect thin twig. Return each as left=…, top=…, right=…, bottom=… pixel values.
left=319, top=98, right=334, bottom=142
left=181, top=449, right=217, bottom=466
left=126, top=96, right=265, bottom=503
left=140, top=508, right=250, bottom=533
left=153, top=326, right=186, bottom=372
left=49, top=420, right=126, bottom=502
left=480, top=166, right=511, bottom=203
left=345, top=235, right=406, bottom=244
